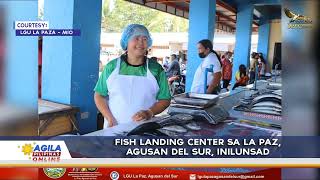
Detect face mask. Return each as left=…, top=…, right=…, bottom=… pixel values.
left=198, top=53, right=206, bottom=58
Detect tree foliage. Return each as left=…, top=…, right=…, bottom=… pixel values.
left=102, top=0, right=189, bottom=33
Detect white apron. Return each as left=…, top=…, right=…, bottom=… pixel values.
left=104, top=58, right=159, bottom=128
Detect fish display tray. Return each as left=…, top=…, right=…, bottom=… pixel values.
left=168, top=104, right=229, bottom=124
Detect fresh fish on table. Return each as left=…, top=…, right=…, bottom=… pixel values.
left=243, top=96, right=254, bottom=100
left=240, top=98, right=252, bottom=105
left=233, top=104, right=250, bottom=111
left=126, top=122, right=162, bottom=136
left=158, top=129, right=181, bottom=136
left=272, top=90, right=282, bottom=96
left=251, top=109, right=281, bottom=115
left=183, top=122, right=201, bottom=131
left=158, top=114, right=194, bottom=127
left=251, top=106, right=282, bottom=112
left=253, top=94, right=282, bottom=102
left=252, top=94, right=282, bottom=105
left=139, top=130, right=169, bottom=136
left=161, top=125, right=188, bottom=133
left=252, top=101, right=282, bottom=109
left=171, top=114, right=194, bottom=122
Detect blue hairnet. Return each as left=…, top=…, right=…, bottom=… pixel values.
left=120, top=24, right=152, bottom=50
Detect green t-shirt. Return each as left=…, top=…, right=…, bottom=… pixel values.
left=94, top=58, right=171, bottom=100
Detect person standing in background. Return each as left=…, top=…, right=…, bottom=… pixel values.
left=179, top=53, right=187, bottom=72
left=162, top=56, right=169, bottom=70
left=258, top=53, right=266, bottom=77
left=191, top=39, right=222, bottom=94
left=249, top=52, right=258, bottom=84
left=165, top=54, right=180, bottom=78
left=221, top=51, right=232, bottom=91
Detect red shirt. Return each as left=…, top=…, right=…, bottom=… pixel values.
left=222, top=58, right=232, bottom=80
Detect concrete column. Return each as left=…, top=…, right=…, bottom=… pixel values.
left=257, top=18, right=270, bottom=72
left=43, top=0, right=102, bottom=133
left=186, top=0, right=216, bottom=92
left=231, top=4, right=254, bottom=86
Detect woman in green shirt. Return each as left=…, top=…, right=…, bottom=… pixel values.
left=94, top=24, right=171, bottom=128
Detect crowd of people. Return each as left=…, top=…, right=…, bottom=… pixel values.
left=157, top=48, right=267, bottom=93
left=249, top=52, right=267, bottom=83
left=219, top=51, right=268, bottom=91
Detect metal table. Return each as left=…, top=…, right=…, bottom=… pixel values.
left=38, top=99, right=79, bottom=136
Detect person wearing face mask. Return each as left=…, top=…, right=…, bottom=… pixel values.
left=191, top=39, right=222, bottom=94
left=94, top=24, right=171, bottom=128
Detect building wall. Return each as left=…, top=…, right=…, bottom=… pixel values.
left=100, top=32, right=258, bottom=59
left=267, top=20, right=281, bottom=72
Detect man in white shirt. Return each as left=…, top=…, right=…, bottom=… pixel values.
left=191, top=39, right=222, bottom=94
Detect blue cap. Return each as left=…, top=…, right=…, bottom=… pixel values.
left=120, top=24, right=152, bottom=50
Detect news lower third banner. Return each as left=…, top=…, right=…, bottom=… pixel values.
left=0, top=137, right=320, bottom=162
left=48, top=136, right=320, bottom=159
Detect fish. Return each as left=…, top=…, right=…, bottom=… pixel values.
left=267, top=85, right=281, bottom=90
left=251, top=107, right=281, bottom=112
left=171, top=114, right=194, bottom=121
left=240, top=98, right=252, bottom=105
left=272, top=90, right=282, bottom=96
left=158, top=129, right=180, bottom=136
left=252, top=102, right=282, bottom=109
left=252, top=106, right=282, bottom=112
left=140, top=130, right=169, bottom=136
left=126, top=122, right=162, bottom=136
left=251, top=109, right=281, bottom=115
left=183, top=122, right=201, bottom=131
left=252, top=93, right=282, bottom=105
left=253, top=94, right=282, bottom=102
left=161, top=125, right=188, bottom=133
left=252, top=97, right=281, bottom=105
left=240, top=100, right=251, bottom=105
left=233, top=104, right=250, bottom=111
left=159, top=114, right=194, bottom=127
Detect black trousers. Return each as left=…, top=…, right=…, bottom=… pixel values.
left=222, top=79, right=231, bottom=89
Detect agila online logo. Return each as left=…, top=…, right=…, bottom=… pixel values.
left=18, top=142, right=61, bottom=162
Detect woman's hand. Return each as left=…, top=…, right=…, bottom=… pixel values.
left=94, top=92, right=118, bottom=128
left=106, top=117, right=117, bottom=127
left=132, top=110, right=153, bottom=121
left=132, top=100, right=170, bottom=121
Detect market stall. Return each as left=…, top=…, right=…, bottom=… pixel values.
left=85, top=76, right=282, bottom=137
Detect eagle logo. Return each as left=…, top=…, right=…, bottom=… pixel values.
left=284, top=8, right=312, bottom=23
